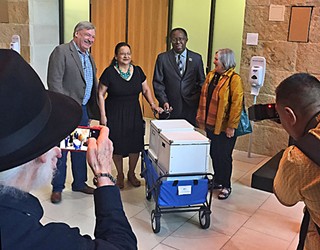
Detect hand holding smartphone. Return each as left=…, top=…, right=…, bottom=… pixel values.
left=60, top=126, right=101, bottom=151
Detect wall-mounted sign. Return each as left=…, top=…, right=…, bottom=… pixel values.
left=269, top=5, right=285, bottom=21
left=246, top=33, right=259, bottom=46
left=0, top=0, right=9, bottom=23
left=288, top=6, right=313, bottom=43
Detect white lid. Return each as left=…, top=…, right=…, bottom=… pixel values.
left=160, top=130, right=210, bottom=145
left=150, top=119, right=194, bottom=132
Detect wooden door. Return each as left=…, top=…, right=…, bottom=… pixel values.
left=91, top=0, right=126, bottom=78
left=91, top=0, right=169, bottom=118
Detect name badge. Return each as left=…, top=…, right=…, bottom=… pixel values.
left=178, top=185, right=192, bottom=195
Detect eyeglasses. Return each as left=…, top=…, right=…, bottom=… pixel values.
left=171, top=37, right=186, bottom=43
left=119, top=52, right=131, bottom=57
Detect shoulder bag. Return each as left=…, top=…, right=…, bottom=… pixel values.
left=235, top=103, right=252, bottom=137
left=229, top=73, right=252, bottom=136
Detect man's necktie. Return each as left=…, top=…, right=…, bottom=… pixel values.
left=177, top=54, right=183, bottom=75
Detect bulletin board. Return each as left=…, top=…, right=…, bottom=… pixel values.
left=288, top=6, right=313, bottom=42
left=0, top=0, right=9, bottom=23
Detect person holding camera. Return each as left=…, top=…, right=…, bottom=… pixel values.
left=274, top=73, right=320, bottom=250
left=0, top=49, right=137, bottom=250
left=98, top=42, right=162, bottom=189
left=196, top=48, right=244, bottom=200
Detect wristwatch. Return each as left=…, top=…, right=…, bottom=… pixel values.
left=93, top=173, right=116, bottom=186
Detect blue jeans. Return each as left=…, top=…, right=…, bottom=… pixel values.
left=206, top=129, right=237, bottom=188
left=52, top=105, right=89, bottom=192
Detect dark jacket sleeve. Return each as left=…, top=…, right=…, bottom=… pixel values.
left=89, top=186, right=137, bottom=250
left=152, top=54, right=169, bottom=106
left=195, top=54, right=205, bottom=91
left=47, top=186, right=137, bottom=250
left=184, top=53, right=205, bottom=103
left=86, top=53, right=100, bottom=120
left=45, top=186, right=137, bottom=250
left=47, top=45, right=66, bottom=94
left=0, top=186, right=137, bottom=250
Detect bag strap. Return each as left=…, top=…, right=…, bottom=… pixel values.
left=297, top=209, right=311, bottom=250
left=295, top=114, right=320, bottom=250
left=296, top=133, right=320, bottom=166
left=297, top=207, right=320, bottom=250
left=228, top=72, right=245, bottom=111
left=296, top=113, right=320, bottom=167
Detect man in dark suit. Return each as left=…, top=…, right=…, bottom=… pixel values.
left=152, top=27, right=205, bottom=126
left=47, top=21, right=99, bottom=203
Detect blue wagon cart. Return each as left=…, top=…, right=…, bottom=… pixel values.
left=141, top=149, right=214, bottom=233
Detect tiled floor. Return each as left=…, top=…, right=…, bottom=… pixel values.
left=33, top=120, right=304, bottom=250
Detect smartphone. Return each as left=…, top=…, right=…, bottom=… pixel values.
left=59, top=126, right=100, bottom=151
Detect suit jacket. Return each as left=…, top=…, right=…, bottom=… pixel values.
left=47, top=41, right=99, bottom=120
left=0, top=186, right=137, bottom=250
left=153, top=49, right=205, bottom=122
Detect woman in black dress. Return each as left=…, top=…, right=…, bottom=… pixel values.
left=98, top=42, right=162, bottom=189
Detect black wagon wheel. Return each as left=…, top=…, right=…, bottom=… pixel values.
left=151, top=209, right=161, bottom=233
left=145, top=184, right=152, bottom=200
left=199, top=206, right=211, bottom=229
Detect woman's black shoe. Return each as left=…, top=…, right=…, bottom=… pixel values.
left=218, top=187, right=231, bottom=200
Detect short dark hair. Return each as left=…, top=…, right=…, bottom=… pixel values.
left=169, top=28, right=188, bottom=39
left=276, top=73, right=320, bottom=112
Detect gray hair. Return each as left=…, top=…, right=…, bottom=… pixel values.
left=216, top=48, right=236, bottom=70
left=73, top=21, right=95, bottom=37
left=0, top=162, right=32, bottom=197
left=0, top=152, right=56, bottom=197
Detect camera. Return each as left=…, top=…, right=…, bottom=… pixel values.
left=59, top=126, right=101, bottom=151
left=248, top=103, right=280, bottom=123
left=154, top=108, right=171, bottom=120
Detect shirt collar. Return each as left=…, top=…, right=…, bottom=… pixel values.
left=73, top=41, right=89, bottom=56
left=174, top=49, right=187, bottom=58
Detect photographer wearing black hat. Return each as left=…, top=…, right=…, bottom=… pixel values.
left=273, top=73, right=320, bottom=250
left=0, top=49, right=137, bottom=249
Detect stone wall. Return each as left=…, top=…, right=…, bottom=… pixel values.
left=236, top=0, right=320, bottom=156
left=0, top=0, right=29, bottom=61
left=0, top=0, right=59, bottom=84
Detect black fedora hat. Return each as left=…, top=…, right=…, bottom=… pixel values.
left=0, top=49, right=82, bottom=171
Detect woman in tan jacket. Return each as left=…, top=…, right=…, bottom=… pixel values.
left=196, top=48, right=243, bottom=199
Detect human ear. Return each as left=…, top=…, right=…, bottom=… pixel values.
left=284, top=107, right=297, bottom=125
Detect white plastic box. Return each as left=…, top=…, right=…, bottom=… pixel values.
left=148, top=149, right=161, bottom=176
left=157, top=130, right=210, bottom=180
left=149, top=119, right=194, bottom=160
